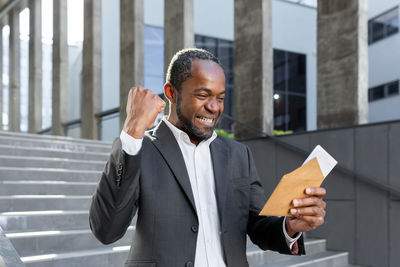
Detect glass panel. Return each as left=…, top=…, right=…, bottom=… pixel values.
left=2, top=26, right=9, bottom=130
left=273, top=49, right=286, bottom=87
left=67, top=0, right=83, bottom=121
left=144, top=26, right=164, bottom=95
left=369, top=7, right=399, bottom=44
left=372, top=21, right=385, bottom=42
left=274, top=92, right=287, bottom=131
left=287, top=95, right=306, bottom=132
left=42, top=0, right=53, bottom=129
left=288, top=52, right=306, bottom=94
left=100, top=114, right=120, bottom=141
left=371, top=85, right=385, bottom=101
left=387, top=81, right=399, bottom=96
left=20, top=9, right=29, bottom=132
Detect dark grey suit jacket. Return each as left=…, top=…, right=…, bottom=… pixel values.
left=89, top=121, right=305, bottom=267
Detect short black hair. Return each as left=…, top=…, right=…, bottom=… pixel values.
left=166, top=48, right=222, bottom=91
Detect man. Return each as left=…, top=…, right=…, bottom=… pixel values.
left=89, top=48, right=326, bottom=267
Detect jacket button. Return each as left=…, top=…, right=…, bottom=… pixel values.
left=191, top=225, right=198, bottom=233
left=185, top=261, right=193, bottom=267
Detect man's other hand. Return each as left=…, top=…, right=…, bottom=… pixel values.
left=285, top=187, right=326, bottom=237
left=123, top=86, right=166, bottom=139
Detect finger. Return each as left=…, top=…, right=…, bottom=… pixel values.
left=305, top=187, right=326, bottom=197
left=293, top=197, right=326, bottom=209
left=293, top=215, right=325, bottom=228
left=290, top=206, right=326, bottom=217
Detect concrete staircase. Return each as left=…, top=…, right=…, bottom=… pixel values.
left=0, top=131, right=353, bottom=266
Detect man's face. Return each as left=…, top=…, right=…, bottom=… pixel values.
left=175, top=59, right=226, bottom=143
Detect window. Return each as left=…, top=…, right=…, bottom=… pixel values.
left=368, top=7, right=399, bottom=44
left=369, top=80, right=399, bottom=102
left=273, top=49, right=306, bottom=132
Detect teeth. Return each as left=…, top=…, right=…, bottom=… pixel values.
left=197, top=117, right=213, bottom=123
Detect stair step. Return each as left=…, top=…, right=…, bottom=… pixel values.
left=256, top=251, right=349, bottom=267
left=7, top=227, right=134, bottom=257
left=0, top=136, right=111, bottom=153
left=0, top=195, right=92, bottom=212
left=0, top=144, right=109, bottom=161
left=22, top=245, right=129, bottom=267
left=0, top=210, right=90, bottom=232
left=0, top=167, right=101, bottom=182
left=0, top=181, right=97, bottom=195
left=0, top=155, right=105, bottom=171
left=247, top=239, right=327, bottom=266
left=0, top=130, right=113, bottom=146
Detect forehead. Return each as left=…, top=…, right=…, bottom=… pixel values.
left=190, top=59, right=225, bottom=79
left=181, top=59, right=225, bottom=92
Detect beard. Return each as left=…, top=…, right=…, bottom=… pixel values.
left=176, top=94, right=215, bottom=141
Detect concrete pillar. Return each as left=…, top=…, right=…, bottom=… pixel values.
left=81, top=0, right=101, bottom=139
left=164, top=0, right=194, bottom=114
left=8, top=8, right=20, bottom=132
left=317, top=0, right=368, bottom=129
left=28, top=0, right=42, bottom=133
left=52, top=0, right=68, bottom=136
left=233, top=0, right=273, bottom=137
left=119, top=0, right=144, bottom=129
left=164, top=0, right=194, bottom=72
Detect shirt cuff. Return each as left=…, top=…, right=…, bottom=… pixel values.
left=120, top=130, right=143, bottom=156
left=282, top=217, right=302, bottom=250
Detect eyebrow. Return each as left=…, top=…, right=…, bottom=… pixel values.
left=194, top=88, right=226, bottom=95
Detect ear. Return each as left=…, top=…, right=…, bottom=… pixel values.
left=164, top=83, right=177, bottom=103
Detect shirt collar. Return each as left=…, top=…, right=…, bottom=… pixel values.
left=162, top=117, right=218, bottom=146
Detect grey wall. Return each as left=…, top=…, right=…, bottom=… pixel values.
left=242, top=120, right=400, bottom=267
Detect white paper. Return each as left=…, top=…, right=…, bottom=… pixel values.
left=303, top=145, right=338, bottom=178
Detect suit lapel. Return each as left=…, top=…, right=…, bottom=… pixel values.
left=151, top=121, right=197, bottom=215
left=210, top=137, right=230, bottom=227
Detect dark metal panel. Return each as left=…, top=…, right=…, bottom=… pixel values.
left=244, top=139, right=277, bottom=197
left=355, top=182, right=389, bottom=267
left=390, top=201, right=400, bottom=267
left=389, top=123, right=400, bottom=200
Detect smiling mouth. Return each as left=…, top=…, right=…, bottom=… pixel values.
left=196, top=116, right=215, bottom=126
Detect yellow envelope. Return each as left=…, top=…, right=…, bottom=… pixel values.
left=259, top=157, right=324, bottom=217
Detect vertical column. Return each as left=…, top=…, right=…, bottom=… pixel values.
left=234, top=0, right=273, bottom=137
left=119, top=0, right=144, bottom=129
left=52, top=0, right=68, bottom=136
left=317, top=0, right=368, bottom=129
left=164, top=0, right=194, bottom=114
left=9, top=8, right=20, bottom=132
left=28, top=0, right=42, bottom=133
left=82, top=0, right=101, bottom=139
left=164, top=0, right=194, bottom=72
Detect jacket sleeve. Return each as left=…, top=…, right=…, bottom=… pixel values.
left=89, top=138, right=141, bottom=244
left=245, top=146, right=305, bottom=255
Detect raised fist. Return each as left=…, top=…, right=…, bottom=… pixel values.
left=123, top=86, right=166, bottom=138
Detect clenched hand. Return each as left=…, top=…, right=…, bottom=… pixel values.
left=123, top=86, right=166, bottom=138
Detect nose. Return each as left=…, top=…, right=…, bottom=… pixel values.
left=205, top=98, right=220, bottom=114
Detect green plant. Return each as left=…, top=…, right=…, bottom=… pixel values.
left=273, top=130, right=293, bottom=136
left=215, top=129, right=235, bottom=139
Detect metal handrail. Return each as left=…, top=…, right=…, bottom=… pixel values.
left=61, top=118, right=82, bottom=128
left=220, top=113, right=400, bottom=198
left=0, top=0, right=23, bottom=19
left=94, top=107, right=119, bottom=119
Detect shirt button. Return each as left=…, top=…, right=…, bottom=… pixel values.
left=191, top=225, right=198, bottom=233
left=185, top=261, right=193, bottom=267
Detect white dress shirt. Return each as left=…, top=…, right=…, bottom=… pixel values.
left=120, top=118, right=301, bottom=266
